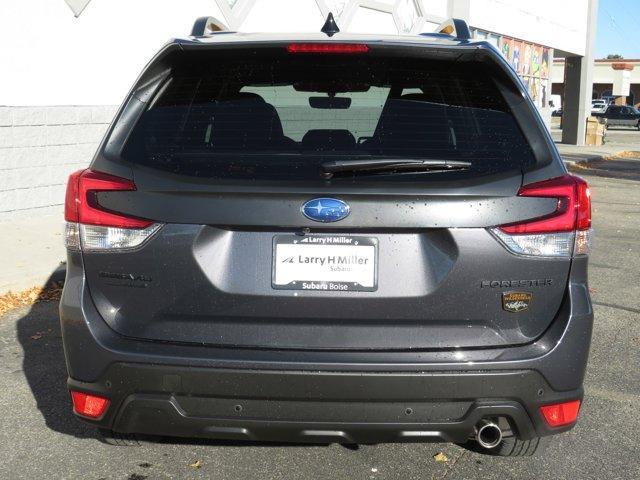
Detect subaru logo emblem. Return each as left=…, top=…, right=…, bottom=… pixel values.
left=301, top=198, right=350, bottom=223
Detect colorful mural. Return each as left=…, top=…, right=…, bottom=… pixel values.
left=473, top=29, right=550, bottom=109
left=499, top=35, right=550, bottom=108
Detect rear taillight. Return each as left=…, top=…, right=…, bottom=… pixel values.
left=70, top=390, right=110, bottom=419
left=287, top=43, right=369, bottom=54
left=64, top=169, right=161, bottom=251
left=64, top=169, right=151, bottom=228
left=540, top=400, right=581, bottom=427
left=498, top=175, right=590, bottom=234
left=491, top=175, right=592, bottom=257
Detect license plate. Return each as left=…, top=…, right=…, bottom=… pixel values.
left=272, top=235, right=378, bottom=292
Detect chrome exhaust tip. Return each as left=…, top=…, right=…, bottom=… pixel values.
left=475, top=420, right=503, bottom=449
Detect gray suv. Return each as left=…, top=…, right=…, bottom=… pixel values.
left=60, top=16, right=593, bottom=456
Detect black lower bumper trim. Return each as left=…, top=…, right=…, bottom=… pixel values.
left=68, top=363, right=582, bottom=443
left=115, top=394, right=534, bottom=444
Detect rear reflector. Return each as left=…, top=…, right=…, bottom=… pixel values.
left=540, top=400, right=581, bottom=427
left=287, top=43, right=369, bottom=54
left=70, top=390, right=110, bottom=419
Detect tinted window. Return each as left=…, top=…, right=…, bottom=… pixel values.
left=123, top=53, right=535, bottom=181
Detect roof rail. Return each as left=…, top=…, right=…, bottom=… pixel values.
left=191, top=16, right=229, bottom=37
left=435, top=18, right=471, bottom=40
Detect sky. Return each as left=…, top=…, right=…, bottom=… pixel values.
left=597, top=0, right=640, bottom=59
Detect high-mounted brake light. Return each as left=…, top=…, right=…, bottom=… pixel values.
left=64, top=169, right=161, bottom=251
left=540, top=400, right=581, bottom=427
left=491, top=175, right=592, bottom=257
left=287, top=43, right=369, bottom=54
left=70, top=390, right=110, bottom=419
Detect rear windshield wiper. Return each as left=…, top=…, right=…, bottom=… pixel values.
left=320, top=159, right=472, bottom=179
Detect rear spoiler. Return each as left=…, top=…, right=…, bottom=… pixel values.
left=190, top=16, right=229, bottom=37
left=436, top=18, right=472, bottom=40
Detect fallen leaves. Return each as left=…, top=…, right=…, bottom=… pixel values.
left=433, top=452, right=449, bottom=463
left=188, top=459, right=203, bottom=469
left=0, top=282, right=64, bottom=317
left=608, top=150, right=640, bottom=159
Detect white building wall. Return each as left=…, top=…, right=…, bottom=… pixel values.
left=0, top=0, right=223, bottom=106
left=553, top=61, right=640, bottom=85
left=466, top=0, right=588, bottom=56
left=0, top=0, right=223, bottom=219
left=0, top=106, right=116, bottom=219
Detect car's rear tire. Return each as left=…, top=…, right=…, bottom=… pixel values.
left=98, top=428, right=144, bottom=446
left=491, top=436, right=550, bottom=457
left=459, top=435, right=550, bottom=457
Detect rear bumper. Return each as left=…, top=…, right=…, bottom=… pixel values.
left=60, top=253, right=592, bottom=443
left=69, top=365, right=581, bottom=443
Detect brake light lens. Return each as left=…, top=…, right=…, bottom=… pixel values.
left=499, top=175, right=591, bottom=234
left=64, top=169, right=161, bottom=251
left=491, top=175, right=592, bottom=257
left=64, top=169, right=152, bottom=228
left=287, top=43, right=369, bottom=54
left=540, top=400, right=581, bottom=427
left=70, top=390, right=110, bottom=419
left=64, top=169, right=83, bottom=223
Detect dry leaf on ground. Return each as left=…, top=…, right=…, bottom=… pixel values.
left=433, top=452, right=449, bottom=462
left=0, top=282, right=64, bottom=317
left=609, top=150, right=640, bottom=159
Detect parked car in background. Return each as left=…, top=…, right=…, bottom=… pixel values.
left=593, top=104, right=640, bottom=129
left=549, top=94, right=562, bottom=117
left=590, top=99, right=609, bottom=115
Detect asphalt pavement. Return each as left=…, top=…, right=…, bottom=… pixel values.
left=0, top=159, right=639, bottom=480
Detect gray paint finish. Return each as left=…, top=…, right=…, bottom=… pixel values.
left=84, top=226, right=570, bottom=349
left=57, top=31, right=594, bottom=445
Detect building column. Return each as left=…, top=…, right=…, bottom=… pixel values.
left=561, top=0, right=599, bottom=145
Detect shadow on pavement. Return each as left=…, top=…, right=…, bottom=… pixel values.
left=16, top=270, right=98, bottom=440
left=15, top=269, right=333, bottom=448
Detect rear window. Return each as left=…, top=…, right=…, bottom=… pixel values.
left=123, top=50, right=535, bottom=181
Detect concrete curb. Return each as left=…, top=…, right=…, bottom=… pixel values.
left=561, top=154, right=604, bottom=166
left=560, top=149, right=640, bottom=166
